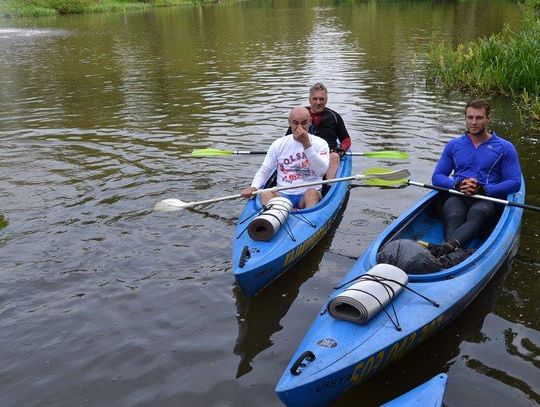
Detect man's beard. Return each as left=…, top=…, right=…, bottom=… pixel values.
left=468, top=126, right=485, bottom=136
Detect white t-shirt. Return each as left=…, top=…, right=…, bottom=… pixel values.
left=251, top=134, right=330, bottom=195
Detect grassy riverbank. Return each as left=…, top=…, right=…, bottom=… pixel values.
left=0, top=0, right=220, bottom=18
left=427, top=0, right=540, bottom=124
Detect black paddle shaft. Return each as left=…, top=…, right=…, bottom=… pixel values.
left=407, top=181, right=540, bottom=212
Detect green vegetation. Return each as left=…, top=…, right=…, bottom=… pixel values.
left=427, top=0, right=540, bottom=124
left=0, top=0, right=218, bottom=18
left=0, top=215, right=7, bottom=229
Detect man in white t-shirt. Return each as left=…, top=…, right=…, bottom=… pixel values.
left=240, top=106, right=330, bottom=209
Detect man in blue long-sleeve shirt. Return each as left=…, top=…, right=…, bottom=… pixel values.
left=430, top=99, right=522, bottom=257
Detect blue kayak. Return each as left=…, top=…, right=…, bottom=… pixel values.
left=381, top=373, right=448, bottom=407
left=275, top=181, right=525, bottom=406
left=232, top=154, right=352, bottom=297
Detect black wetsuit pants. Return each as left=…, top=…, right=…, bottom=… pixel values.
left=441, top=196, right=497, bottom=246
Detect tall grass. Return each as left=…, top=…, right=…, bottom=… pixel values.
left=427, top=0, right=540, bottom=124
left=1, top=0, right=213, bottom=17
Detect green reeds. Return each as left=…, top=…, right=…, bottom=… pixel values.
left=427, top=0, right=540, bottom=125
left=1, top=0, right=215, bottom=17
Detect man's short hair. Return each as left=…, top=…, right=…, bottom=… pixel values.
left=310, top=82, right=328, bottom=95
left=466, top=99, right=491, bottom=116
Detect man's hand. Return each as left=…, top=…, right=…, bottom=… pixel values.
left=333, top=148, right=346, bottom=157
left=292, top=125, right=312, bottom=149
left=456, top=178, right=478, bottom=195
left=241, top=187, right=257, bottom=199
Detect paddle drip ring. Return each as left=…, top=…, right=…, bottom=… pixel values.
left=248, top=197, right=293, bottom=241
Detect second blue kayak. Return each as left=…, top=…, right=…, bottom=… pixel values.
left=276, top=180, right=524, bottom=405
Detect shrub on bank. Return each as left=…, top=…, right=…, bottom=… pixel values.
left=1, top=2, right=55, bottom=17
left=427, top=0, right=540, bottom=123
left=1, top=0, right=209, bottom=17
left=49, top=0, right=99, bottom=14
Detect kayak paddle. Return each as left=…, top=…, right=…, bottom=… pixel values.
left=361, top=167, right=411, bottom=187
left=192, top=148, right=408, bottom=159
left=153, top=168, right=411, bottom=212
left=407, top=180, right=540, bottom=212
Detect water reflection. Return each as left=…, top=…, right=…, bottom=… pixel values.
left=0, top=213, right=7, bottom=229
left=233, top=203, right=348, bottom=378
left=0, top=28, right=67, bottom=38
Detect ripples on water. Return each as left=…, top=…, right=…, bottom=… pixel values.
left=0, top=2, right=538, bottom=406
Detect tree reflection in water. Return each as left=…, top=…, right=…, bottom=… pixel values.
left=232, top=206, right=348, bottom=378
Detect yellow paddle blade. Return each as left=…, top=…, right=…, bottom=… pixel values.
left=192, top=148, right=233, bottom=157
left=363, top=167, right=409, bottom=186
left=360, top=151, right=409, bottom=159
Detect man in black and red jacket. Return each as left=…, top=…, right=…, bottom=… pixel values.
left=287, top=82, right=351, bottom=179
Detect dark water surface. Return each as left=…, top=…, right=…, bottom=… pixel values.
left=0, top=1, right=538, bottom=406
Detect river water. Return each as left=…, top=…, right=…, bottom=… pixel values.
left=0, top=1, right=538, bottom=406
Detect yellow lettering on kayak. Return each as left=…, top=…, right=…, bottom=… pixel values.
left=283, top=217, right=334, bottom=267
left=347, top=314, right=446, bottom=389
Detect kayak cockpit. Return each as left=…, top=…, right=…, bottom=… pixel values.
left=249, top=169, right=346, bottom=216
left=364, top=190, right=515, bottom=282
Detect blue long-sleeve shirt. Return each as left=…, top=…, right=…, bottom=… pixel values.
left=432, top=132, right=522, bottom=198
